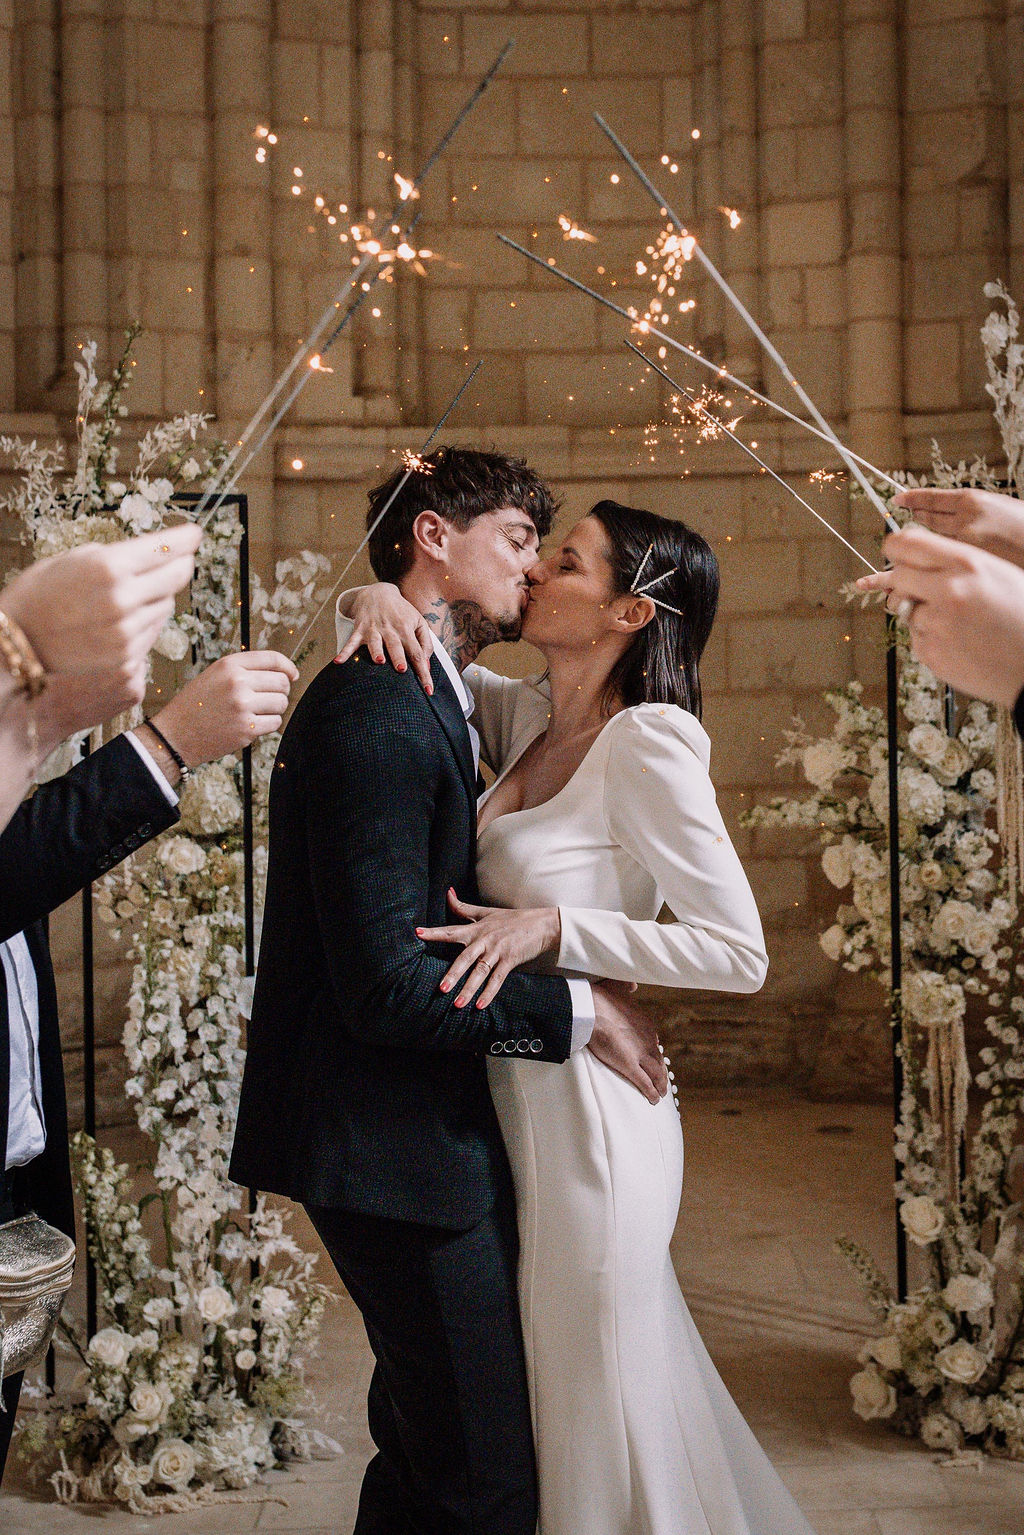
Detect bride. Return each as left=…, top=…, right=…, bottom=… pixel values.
left=337, top=498, right=816, bottom=1535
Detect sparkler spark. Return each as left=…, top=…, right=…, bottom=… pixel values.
left=308, top=354, right=334, bottom=373
left=394, top=173, right=419, bottom=202
left=557, top=214, right=597, bottom=243
left=401, top=449, right=434, bottom=474
left=719, top=206, right=742, bottom=229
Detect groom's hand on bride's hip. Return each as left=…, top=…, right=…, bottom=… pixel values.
left=588, top=981, right=669, bottom=1104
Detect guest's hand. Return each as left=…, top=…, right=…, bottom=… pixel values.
left=859, top=524, right=1024, bottom=707
left=588, top=981, right=668, bottom=1104
left=0, top=524, right=202, bottom=680
left=140, top=651, right=299, bottom=775
left=417, top=889, right=561, bottom=1008
left=893, top=487, right=1024, bottom=569
left=335, top=583, right=435, bottom=694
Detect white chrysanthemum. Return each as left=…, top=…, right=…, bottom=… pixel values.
left=903, top=971, right=966, bottom=1030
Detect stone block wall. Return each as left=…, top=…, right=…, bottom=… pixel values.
left=1, top=0, right=1018, bottom=1117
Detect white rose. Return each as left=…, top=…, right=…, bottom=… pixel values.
left=935, top=1340, right=986, bottom=1385
left=153, top=620, right=190, bottom=662
left=970, top=768, right=996, bottom=801
left=821, top=842, right=853, bottom=888
left=158, top=836, right=207, bottom=876
left=88, top=1326, right=133, bottom=1371
left=900, top=1195, right=944, bottom=1246
left=142, top=1296, right=175, bottom=1326
left=196, top=1284, right=235, bottom=1324
left=112, top=1452, right=152, bottom=1490
left=903, top=972, right=966, bottom=1031
left=943, top=1274, right=994, bottom=1315
left=234, top=1348, right=257, bottom=1371
left=908, top=722, right=947, bottom=767
left=921, top=1411, right=963, bottom=1451
left=963, top=913, right=998, bottom=958
left=931, top=900, right=973, bottom=946
left=867, top=1334, right=902, bottom=1373
left=937, top=738, right=971, bottom=784
left=129, top=1382, right=166, bottom=1425
left=819, top=924, right=847, bottom=963
left=152, top=1438, right=196, bottom=1490
left=258, top=1284, right=294, bottom=1321
left=850, top=1366, right=897, bottom=1420
left=919, top=860, right=945, bottom=890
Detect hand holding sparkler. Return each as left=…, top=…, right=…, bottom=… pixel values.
left=856, top=525, right=1024, bottom=710
left=892, top=486, right=1024, bottom=570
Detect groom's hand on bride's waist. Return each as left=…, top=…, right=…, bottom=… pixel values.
left=588, top=981, right=669, bottom=1104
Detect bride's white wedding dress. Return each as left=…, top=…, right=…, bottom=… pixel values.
left=465, top=664, right=817, bottom=1535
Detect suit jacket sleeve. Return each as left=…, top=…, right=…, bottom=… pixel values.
left=556, top=707, right=769, bottom=994
left=301, top=675, right=574, bottom=1059
left=0, top=733, right=180, bottom=942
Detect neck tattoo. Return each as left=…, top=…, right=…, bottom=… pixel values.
left=423, top=597, right=505, bottom=672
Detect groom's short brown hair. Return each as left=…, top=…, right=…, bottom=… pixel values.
left=366, top=446, right=560, bottom=584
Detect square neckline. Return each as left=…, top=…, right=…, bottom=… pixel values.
left=477, top=712, right=622, bottom=840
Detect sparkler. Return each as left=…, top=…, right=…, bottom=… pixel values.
left=594, top=113, right=899, bottom=534
left=287, top=362, right=483, bottom=663
left=496, top=236, right=901, bottom=492
left=627, top=341, right=879, bottom=574
left=190, top=41, right=515, bottom=531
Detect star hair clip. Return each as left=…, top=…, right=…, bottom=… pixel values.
left=630, top=543, right=684, bottom=617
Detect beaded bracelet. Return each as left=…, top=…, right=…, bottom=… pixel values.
left=0, top=608, right=47, bottom=698
left=142, top=716, right=194, bottom=785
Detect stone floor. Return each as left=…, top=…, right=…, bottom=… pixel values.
left=2, top=1091, right=1022, bottom=1533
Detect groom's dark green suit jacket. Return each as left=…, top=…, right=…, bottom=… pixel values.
left=229, top=648, right=575, bottom=1229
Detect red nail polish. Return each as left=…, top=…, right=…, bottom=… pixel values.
left=454, top=999, right=465, bottom=1009
left=397, top=664, right=406, bottom=672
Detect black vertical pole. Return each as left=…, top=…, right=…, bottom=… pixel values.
left=237, top=497, right=260, bottom=1282
left=886, top=615, right=909, bottom=1302
left=81, top=736, right=98, bottom=1339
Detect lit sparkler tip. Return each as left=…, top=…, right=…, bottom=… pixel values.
left=401, top=449, right=434, bottom=475
left=308, top=354, right=334, bottom=373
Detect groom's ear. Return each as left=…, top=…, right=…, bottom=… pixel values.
left=410, top=510, right=450, bottom=566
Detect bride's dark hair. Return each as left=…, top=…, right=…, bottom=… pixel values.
left=589, top=499, right=719, bottom=720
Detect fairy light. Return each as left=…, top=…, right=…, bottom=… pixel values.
left=291, top=458, right=304, bottom=471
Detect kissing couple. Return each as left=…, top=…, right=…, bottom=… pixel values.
left=230, top=449, right=816, bottom=1535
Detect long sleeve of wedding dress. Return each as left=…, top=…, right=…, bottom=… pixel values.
left=555, top=705, right=768, bottom=993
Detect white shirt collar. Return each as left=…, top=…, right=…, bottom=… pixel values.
left=429, top=632, right=473, bottom=722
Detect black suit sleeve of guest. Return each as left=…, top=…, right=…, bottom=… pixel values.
left=300, top=675, right=574, bottom=1060
left=0, top=734, right=180, bottom=941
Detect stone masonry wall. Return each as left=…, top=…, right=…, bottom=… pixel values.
left=0, top=1, right=1017, bottom=1122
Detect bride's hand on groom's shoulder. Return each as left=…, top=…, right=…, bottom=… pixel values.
left=335, top=581, right=435, bottom=693
left=415, top=889, right=562, bottom=1010
left=589, top=982, right=669, bottom=1105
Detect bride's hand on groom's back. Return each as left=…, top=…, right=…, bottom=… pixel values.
left=589, top=982, right=669, bottom=1105
left=335, top=581, right=435, bottom=693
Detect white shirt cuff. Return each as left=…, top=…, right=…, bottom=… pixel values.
left=567, top=978, right=595, bottom=1053
left=124, top=730, right=180, bottom=807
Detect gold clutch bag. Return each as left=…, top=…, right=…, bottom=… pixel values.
left=0, top=1213, right=76, bottom=1390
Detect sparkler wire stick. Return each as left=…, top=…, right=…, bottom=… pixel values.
left=287, top=361, right=484, bottom=662
left=192, top=40, right=515, bottom=530
left=627, top=342, right=879, bottom=574
left=594, top=113, right=900, bottom=533
left=495, top=236, right=900, bottom=492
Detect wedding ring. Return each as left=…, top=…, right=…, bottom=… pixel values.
left=479, top=960, right=492, bottom=973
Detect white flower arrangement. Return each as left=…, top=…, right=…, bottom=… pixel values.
left=4, top=330, right=338, bottom=1509
left=742, top=283, right=1024, bottom=1460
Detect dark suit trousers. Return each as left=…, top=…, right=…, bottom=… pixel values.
left=0, top=1161, right=37, bottom=1484
left=306, top=1183, right=537, bottom=1535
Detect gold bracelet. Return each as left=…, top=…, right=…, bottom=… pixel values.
left=0, top=608, right=47, bottom=698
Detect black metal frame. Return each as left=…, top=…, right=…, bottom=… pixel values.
left=78, top=493, right=253, bottom=1339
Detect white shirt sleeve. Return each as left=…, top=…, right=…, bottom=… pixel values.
left=566, top=977, right=595, bottom=1052
left=460, top=664, right=527, bottom=776
left=124, top=729, right=180, bottom=808
left=556, top=708, right=768, bottom=994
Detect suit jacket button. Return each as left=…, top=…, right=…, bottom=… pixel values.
left=530, top=1039, right=543, bottom=1053
left=503, top=1040, right=517, bottom=1054
left=489, top=1042, right=504, bottom=1056
left=516, top=1040, right=530, bottom=1054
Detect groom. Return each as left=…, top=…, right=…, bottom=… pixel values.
left=230, top=447, right=664, bottom=1534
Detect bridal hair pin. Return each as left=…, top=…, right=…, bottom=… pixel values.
left=630, top=544, right=685, bottom=617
